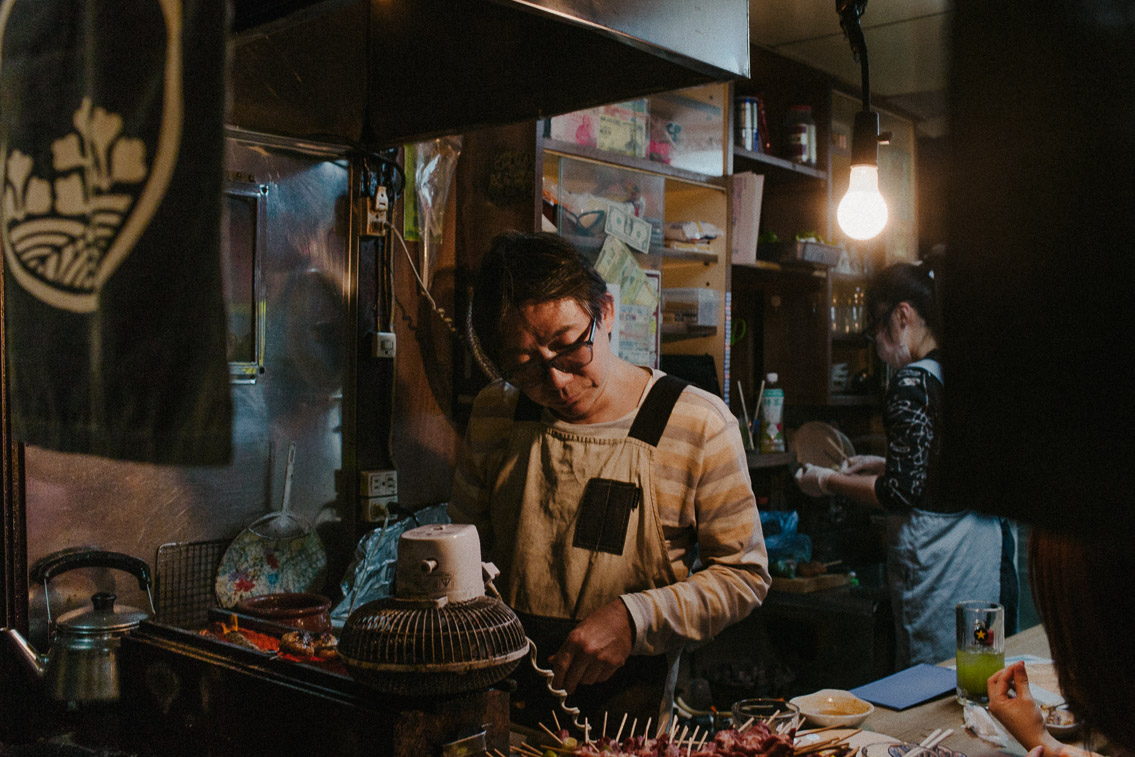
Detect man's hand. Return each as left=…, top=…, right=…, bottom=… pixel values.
left=548, top=599, right=634, bottom=694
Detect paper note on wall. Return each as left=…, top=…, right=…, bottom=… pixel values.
left=595, top=236, right=659, bottom=368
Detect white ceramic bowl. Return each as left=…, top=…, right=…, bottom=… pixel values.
left=789, top=689, right=875, bottom=727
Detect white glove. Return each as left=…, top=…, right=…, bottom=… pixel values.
left=795, top=463, right=834, bottom=497
left=841, top=454, right=886, bottom=475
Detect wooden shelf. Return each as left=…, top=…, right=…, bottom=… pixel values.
left=732, top=146, right=827, bottom=182
left=543, top=139, right=726, bottom=187
left=746, top=451, right=796, bottom=469
left=826, top=394, right=879, bottom=408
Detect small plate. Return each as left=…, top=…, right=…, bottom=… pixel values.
left=861, top=742, right=968, bottom=757
left=1045, top=706, right=1082, bottom=738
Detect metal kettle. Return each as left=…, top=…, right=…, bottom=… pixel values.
left=2, top=550, right=154, bottom=704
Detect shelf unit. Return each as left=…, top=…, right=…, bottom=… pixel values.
left=539, top=83, right=734, bottom=400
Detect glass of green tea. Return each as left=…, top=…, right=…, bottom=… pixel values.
left=955, top=600, right=1005, bottom=705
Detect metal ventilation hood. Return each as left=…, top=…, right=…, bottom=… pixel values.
left=229, top=0, right=750, bottom=146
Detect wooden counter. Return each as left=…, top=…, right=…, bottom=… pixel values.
left=863, top=624, right=1094, bottom=756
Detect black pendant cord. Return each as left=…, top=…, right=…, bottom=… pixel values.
left=837, top=0, right=872, bottom=112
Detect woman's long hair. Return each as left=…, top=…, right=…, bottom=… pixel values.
left=1030, top=528, right=1135, bottom=751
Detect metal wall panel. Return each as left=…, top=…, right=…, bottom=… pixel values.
left=22, top=132, right=354, bottom=646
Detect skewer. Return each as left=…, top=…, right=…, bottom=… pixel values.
left=925, top=728, right=953, bottom=748
left=629, top=717, right=638, bottom=740
left=793, top=729, right=862, bottom=756
left=920, top=729, right=942, bottom=747
left=677, top=725, right=689, bottom=744
left=669, top=717, right=680, bottom=737
left=583, top=718, right=591, bottom=744
left=826, top=435, right=850, bottom=463
left=643, top=717, right=652, bottom=740
left=603, top=712, right=608, bottom=739
left=797, top=724, right=843, bottom=736
left=540, top=721, right=564, bottom=745
left=614, top=712, right=628, bottom=742
left=517, top=744, right=544, bottom=757
left=552, top=711, right=562, bottom=733
left=697, top=732, right=710, bottom=750
left=738, top=716, right=755, bottom=733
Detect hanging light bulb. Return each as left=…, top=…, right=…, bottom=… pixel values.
left=836, top=1, right=889, bottom=241
left=838, top=166, right=888, bottom=240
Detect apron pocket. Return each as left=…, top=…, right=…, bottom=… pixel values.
left=574, top=478, right=640, bottom=555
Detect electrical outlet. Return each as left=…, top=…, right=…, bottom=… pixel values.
left=359, top=185, right=389, bottom=237
left=372, top=331, right=396, bottom=359
left=360, top=469, right=397, bottom=497
left=360, top=495, right=397, bottom=523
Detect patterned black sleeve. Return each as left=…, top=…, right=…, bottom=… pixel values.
left=874, top=367, right=941, bottom=512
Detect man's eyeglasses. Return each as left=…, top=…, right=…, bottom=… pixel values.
left=502, top=317, right=597, bottom=388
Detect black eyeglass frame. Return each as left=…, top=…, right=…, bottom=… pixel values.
left=501, top=316, right=598, bottom=388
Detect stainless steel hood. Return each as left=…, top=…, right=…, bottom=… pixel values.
left=229, top=0, right=749, bottom=146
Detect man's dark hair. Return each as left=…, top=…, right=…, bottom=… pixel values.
left=472, top=231, right=609, bottom=358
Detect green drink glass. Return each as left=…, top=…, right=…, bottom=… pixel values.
left=955, top=600, right=1005, bottom=705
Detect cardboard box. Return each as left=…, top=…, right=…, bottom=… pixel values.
left=731, top=172, right=765, bottom=265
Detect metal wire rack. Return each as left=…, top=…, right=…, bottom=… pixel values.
left=153, top=539, right=228, bottom=629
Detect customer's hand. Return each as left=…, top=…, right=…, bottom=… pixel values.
left=841, top=454, right=886, bottom=475
left=795, top=463, right=834, bottom=497
left=987, top=661, right=1060, bottom=753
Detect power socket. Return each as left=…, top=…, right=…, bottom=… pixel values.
left=360, top=495, right=397, bottom=523
left=360, top=469, right=397, bottom=497
left=371, top=331, right=396, bottom=359
left=359, top=185, right=389, bottom=237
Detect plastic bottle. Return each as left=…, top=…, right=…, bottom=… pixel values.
left=783, top=105, right=816, bottom=166
left=758, top=373, right=786, bottom=453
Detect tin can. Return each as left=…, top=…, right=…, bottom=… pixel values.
left=735, top=96, right=761, bottom=152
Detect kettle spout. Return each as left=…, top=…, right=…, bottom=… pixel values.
left=2, top=627, right=46, bottom=680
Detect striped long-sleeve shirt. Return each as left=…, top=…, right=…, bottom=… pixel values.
left=449, top=369, right=770, bottom=656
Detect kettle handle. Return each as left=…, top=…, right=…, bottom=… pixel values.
left=31, top=550, right=152, bottom=591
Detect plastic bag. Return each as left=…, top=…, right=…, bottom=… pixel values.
left=760, top=509, right=812, bottom=564
left=330, top=503, right=450, bottom=626
left=412, top=136, right=462, bottom=290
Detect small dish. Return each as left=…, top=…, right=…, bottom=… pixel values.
left=1044, top=705, right=1081, bottom=738
left=861, top=742, right=966, bottom=757
left=730, top=697, right=799, bottom=731
left=790, top=688, right=874, bottom=728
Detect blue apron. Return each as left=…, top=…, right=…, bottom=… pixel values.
left=886, top=358, right=1004, bottom=667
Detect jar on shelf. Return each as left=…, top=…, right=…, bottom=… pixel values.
left=782, top=105, right=816, bottom=166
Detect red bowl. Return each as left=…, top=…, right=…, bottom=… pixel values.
left=235, top=592, right=332, bottom=633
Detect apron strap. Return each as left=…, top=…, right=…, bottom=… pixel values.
left=628, top=375, right=689, bottom=446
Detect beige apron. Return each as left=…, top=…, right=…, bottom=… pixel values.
left=489, top=375, right=686, bottom=728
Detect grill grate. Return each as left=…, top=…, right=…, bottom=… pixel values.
left=154, top=539, right=228, bottom=629
left=339, top=595, right=529, bottom=696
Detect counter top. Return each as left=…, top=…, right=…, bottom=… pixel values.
left=862, top=624, right=1097, bottom=756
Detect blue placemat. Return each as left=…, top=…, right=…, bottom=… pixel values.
left=849, top=663, right=957, bottom=710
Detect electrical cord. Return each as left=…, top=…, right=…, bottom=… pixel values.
left=386, top=222, right=500, bottom=380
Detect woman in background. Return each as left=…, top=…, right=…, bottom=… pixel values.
left=795, top=261, right=1012, bottom=667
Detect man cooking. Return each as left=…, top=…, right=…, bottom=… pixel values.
left=448, top=231, right=770, bottom=731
